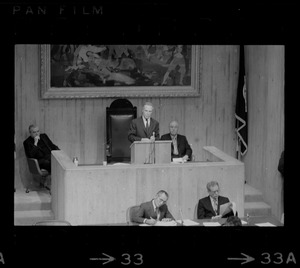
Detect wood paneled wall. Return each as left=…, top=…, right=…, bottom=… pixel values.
left=15, top=45, right=239, bottom=189
left=14, top=45, right=284, bottom=220
left=244, top=45, right=285, bottom=219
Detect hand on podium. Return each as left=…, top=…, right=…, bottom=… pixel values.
left=150, top=133, right=155, bottom=142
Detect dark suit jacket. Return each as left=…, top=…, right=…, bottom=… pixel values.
left=23, top=133, right=59, bottom=163
left=128, top=116, right=159, bottom=143
left=132, top=200, right=174, bottom=224
left=197, top=195, right=234, bottom=219
left=160, top=133, right=192, bottom=160
left=278, top=151, right=284, bottom=177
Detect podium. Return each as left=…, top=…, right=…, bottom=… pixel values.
left=130, top=140, right=172, bottom=164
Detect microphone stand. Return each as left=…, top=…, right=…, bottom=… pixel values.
left=153, top=132, right=155, bottom=164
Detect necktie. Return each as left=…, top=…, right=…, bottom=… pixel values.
left=156, top=207, right=160, bottom=221
left=146, top=119, right=149, bottom=136
left=213, top=199, right=218, bottom=215
left=172, top=137, right=179, bottom=155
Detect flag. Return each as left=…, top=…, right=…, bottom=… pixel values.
left=235, top=45, right=248, bottom=157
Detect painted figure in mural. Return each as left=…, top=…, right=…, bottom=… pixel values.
left=51, top=44, right=191, bottom=87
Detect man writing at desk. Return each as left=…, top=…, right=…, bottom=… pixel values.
left=128, top=102, right=159, bottom=143
left=132, top=190, right=175, bottom=225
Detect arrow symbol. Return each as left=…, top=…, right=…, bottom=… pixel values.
left=99, top=253, right=115, bottom=265
left=228, top=253, right=255, bottom=265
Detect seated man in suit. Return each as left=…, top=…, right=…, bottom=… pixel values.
left=23, top=124, right=60, bottom=174
left=128, top=102, right=159, bottom=143
left=197, top=181, right=234, bottom=219
left=132, top=190, right=175, bottom=225
left=160, top=120, right=192, bottom=161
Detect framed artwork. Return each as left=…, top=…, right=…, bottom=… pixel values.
left=40, top=44, right=202, bottom=98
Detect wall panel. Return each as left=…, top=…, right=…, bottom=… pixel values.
left=15, top=45, right=239, bottom=190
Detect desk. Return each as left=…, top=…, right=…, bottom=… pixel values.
left=51, top=146, right=245, bottom=225
left=194, top=216, right=283, bottom=226
left=87, top=216, right=283, bottom=227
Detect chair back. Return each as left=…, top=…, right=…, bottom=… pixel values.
left=35, top=220, right=71, bottom=226
left=27, top=158, right=48, bottom=176
left=106, top=99, right=137, bottom=163
left=126, top=205, right=140, bottom=224
left=194, top=202, right=198, bottom=219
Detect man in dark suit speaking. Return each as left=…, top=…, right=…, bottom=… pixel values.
left=197, top=181, right=234, bottom=219
left=23, top=124, right=60, bottom=173
left=160, top=120, right=192, bottom=161
left=132, top=190, right=175, bottom=225
left=128, top=102, right=159, bottom=143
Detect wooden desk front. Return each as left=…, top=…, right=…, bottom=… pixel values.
left=51, top=147, right=244, bottom=225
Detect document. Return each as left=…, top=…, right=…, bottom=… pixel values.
left=176, top=219, right=200, bottom=226
left=139, top=220, right=178, bottom=226
left=255, top=222, right=276, bottom=227
left=219, top=202, right=233, bottom=216
left=203, top=222, right=221, bottom=226
left=155, top=220, right=177, bottom=226
left=172, top=158, right=186, bottom=164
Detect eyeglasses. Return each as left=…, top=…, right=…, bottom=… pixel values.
left=209, top=190, right=219, bottom=194
left=157, top=197, right=167, bottom=204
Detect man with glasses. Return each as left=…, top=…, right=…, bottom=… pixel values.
left=197, top=181, right=234, bottom=219
left=132, top=190, right=174, bottom=225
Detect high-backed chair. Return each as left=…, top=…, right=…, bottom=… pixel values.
left=34, top=220, right=71, bottom=226
left=26, top=158, right=51, bottom=194
left=126, top=205, right=140, bottom=224
left=106, top=99, right=137, bottom=163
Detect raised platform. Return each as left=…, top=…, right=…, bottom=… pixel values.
left=51, top=146, right=245, bottom=225
left=14, top=188, right=53, bottom=225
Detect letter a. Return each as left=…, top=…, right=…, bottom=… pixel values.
left=0, top=252, right=5, bottom=264
left=286, top=252, right=296, bottom=264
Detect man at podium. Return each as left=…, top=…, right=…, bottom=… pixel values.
left=160, top=120, right=192, bottom=161
left=128, top=102, right=160, bottom=143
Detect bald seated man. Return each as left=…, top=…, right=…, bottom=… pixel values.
left=160, top=120, right=192, bottom=161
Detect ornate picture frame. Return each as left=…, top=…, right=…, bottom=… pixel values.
left=40, top=44, right=202, bottom=99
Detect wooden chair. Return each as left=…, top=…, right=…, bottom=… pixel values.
left=34, top=220, right=71, bottom=226
left=126, top=205, right=140, bottom=224
left=26, top=158, right=51, bottom=194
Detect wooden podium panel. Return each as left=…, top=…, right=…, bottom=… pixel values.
left=130, top=140, right=172, bottom=164
left=51, top=147, right=245, bottom=225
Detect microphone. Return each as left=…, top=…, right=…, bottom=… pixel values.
left=179, top=209, right=183, bottom=225
left=152, top=132, right=155, bottom=164
left=178, top=208, right=184, bottom=226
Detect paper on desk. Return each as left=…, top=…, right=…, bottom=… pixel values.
left=176, top=219, right=200, bottom=226
left=172, top=158, right=186, bottom=164
left=155, top=220, right=177, bottom=226
left=203, top=222, right=221, bottom=226
left=255, top=222, right=276, bottom=227
left=138, top=221, right=178, bottom=226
